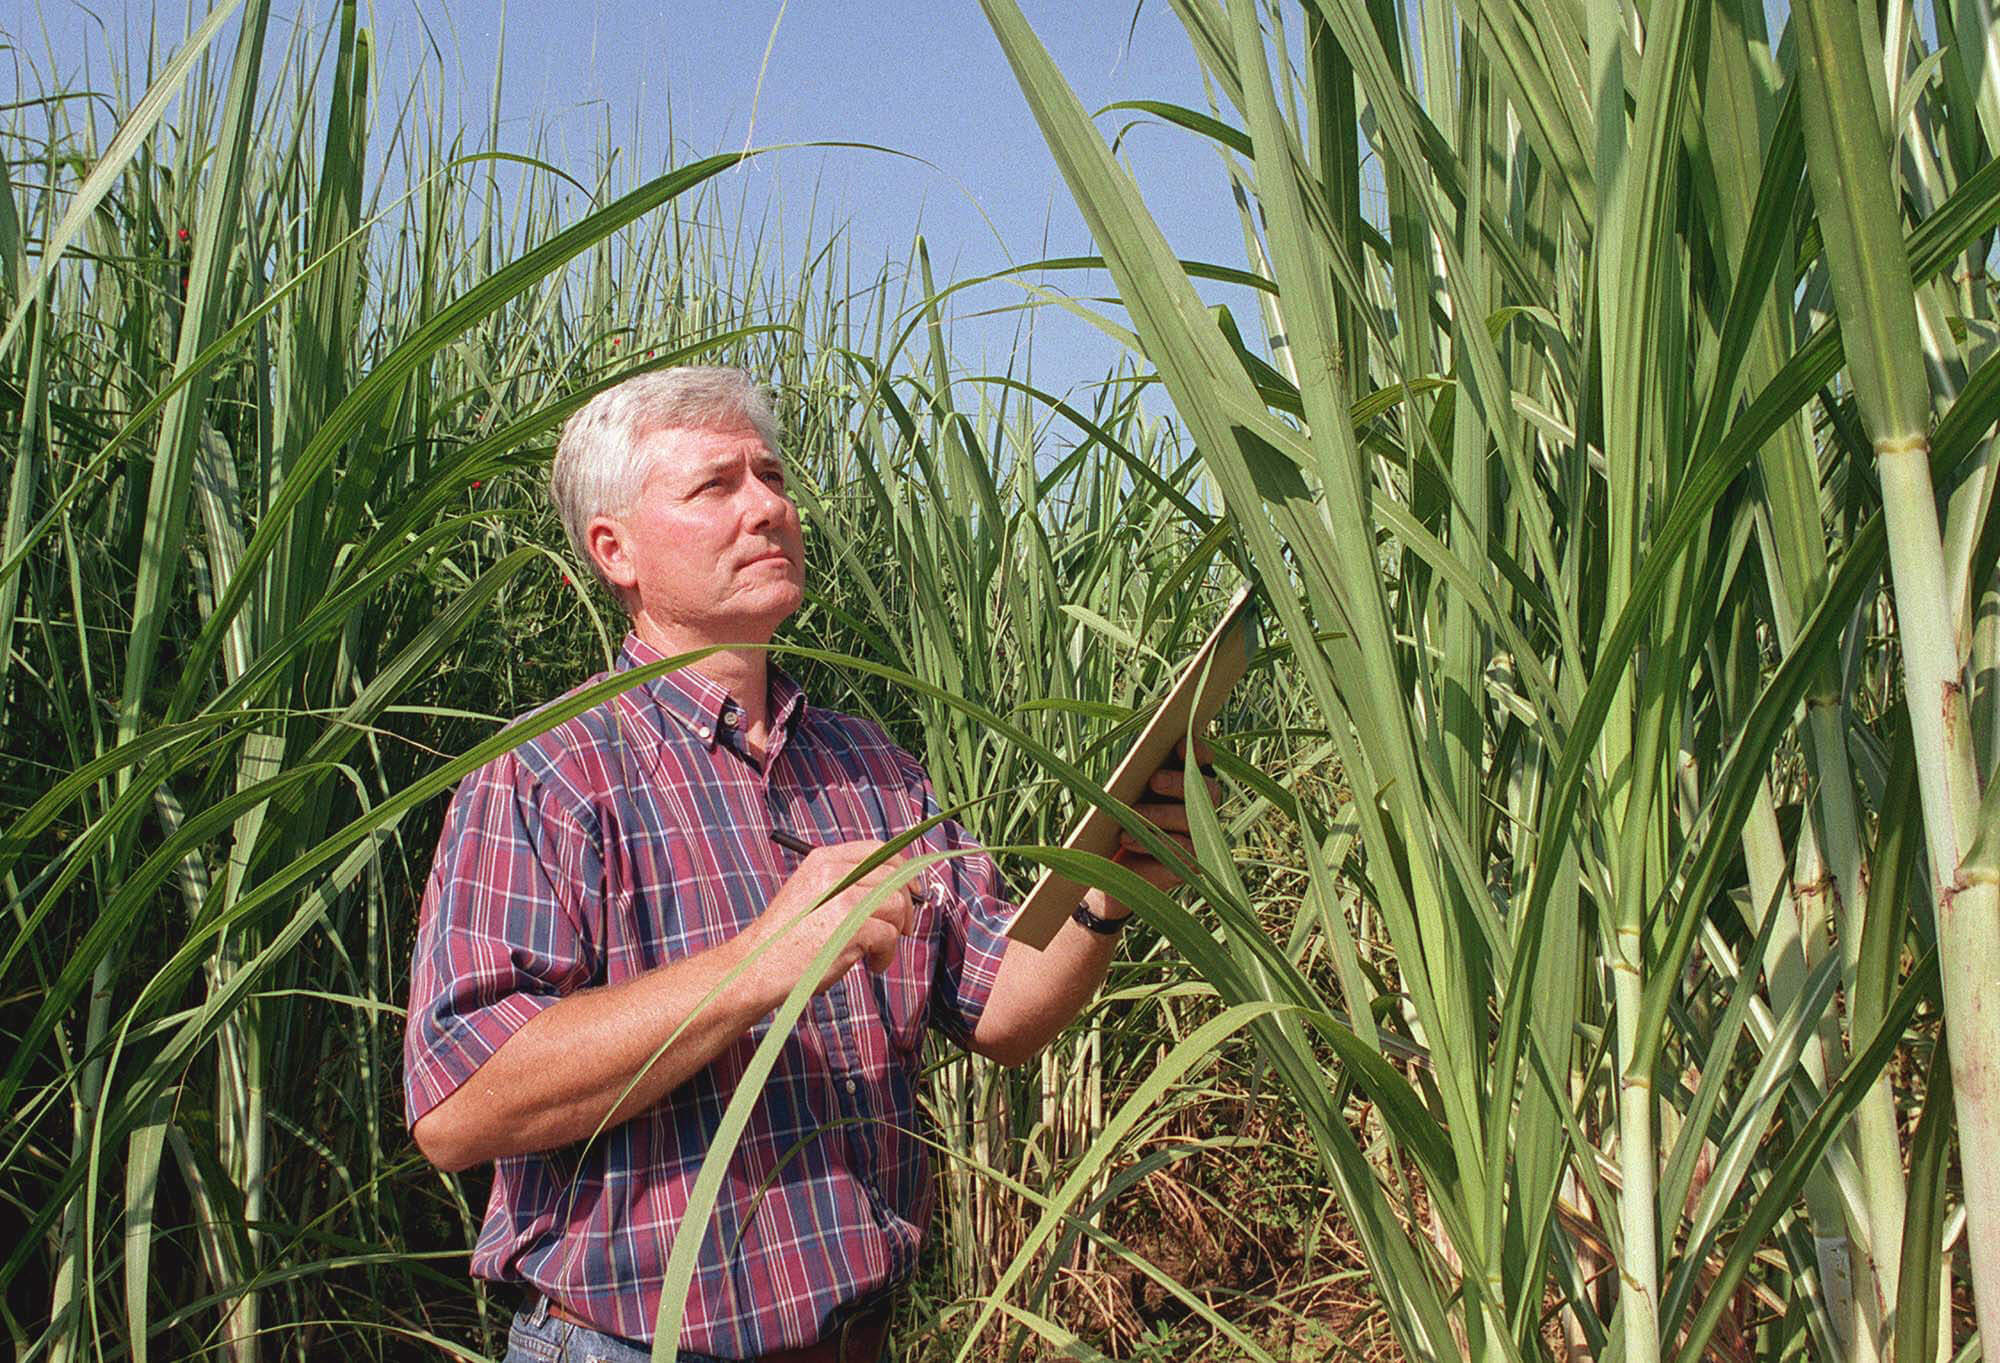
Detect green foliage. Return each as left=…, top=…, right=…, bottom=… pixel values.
left=11, top=0, right=2000, bottom=1359
left=0, top=10, right=1264, bottom=1361
left=982, top=0, right=2000, bottom=1358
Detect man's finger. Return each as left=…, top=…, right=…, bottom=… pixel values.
left=799, top=841, right=884, bottom=880
left=857, top=919, right=901, bottom=972
left=1171, top=734, right=1217, bottom=768
left=825, top=853, right=906, bottom=892
left=873, top=888, right=915, bottom=935
left=801, top=840, right=928, bottom=912
left=1134, top=800, right=1194, bottom=833
left=1161, top=742, right=1220, bottom=803
left=818, top=839, right=888, bottom=863
left=831, top=842, right=922, bottom=886
left=836, top=874, right=912, bottom=920
left=1146, top=767, right=1218, bottom=802
left=1120, top=828, right=1197, bottom=853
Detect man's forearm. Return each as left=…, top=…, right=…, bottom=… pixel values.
left=412, top=933, right=773, bottom=1172
left=969, top=889, right=1128, bottom=1067
left=970, top=753, right=1214, bottom=1066
left=413, top=843, right=914, bottom=1173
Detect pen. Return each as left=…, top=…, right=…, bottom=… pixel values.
left=769, top=826, right=926, bottom=904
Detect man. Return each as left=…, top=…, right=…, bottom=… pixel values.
left=404, top=367, right=1209, bottom=1363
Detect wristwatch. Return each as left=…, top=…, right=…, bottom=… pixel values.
left=1071, top=899, right=1131, bottom=935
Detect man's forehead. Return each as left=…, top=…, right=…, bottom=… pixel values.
left=638, top=423, right=782, bottom=473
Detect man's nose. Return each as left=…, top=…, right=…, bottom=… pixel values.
left=741, top=474, right=793, bottom=528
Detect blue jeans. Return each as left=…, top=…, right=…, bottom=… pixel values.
left=502, top=1301, right=728, bottom=1363
left=500, top=1298, right=892, bottom=1362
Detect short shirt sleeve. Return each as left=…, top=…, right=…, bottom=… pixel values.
left=890, top=748, right=1014, bottom=1045
left=403, top=750, right=601, bottom=1127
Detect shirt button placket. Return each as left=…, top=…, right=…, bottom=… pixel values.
left=826, top=978, right=861, bottom=1083
left=767, top=766, right=852, bottom=1092
left=764, top=733, right=884, bottom=1221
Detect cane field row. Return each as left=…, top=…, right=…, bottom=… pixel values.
left=4, top=0, right=1999, bottom=1361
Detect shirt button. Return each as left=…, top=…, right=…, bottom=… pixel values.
left=844, top=1078, right=857, bottom=1095
left=696, top=724, right=712, bottom=740
left=721, top=710, right=739, bottom=727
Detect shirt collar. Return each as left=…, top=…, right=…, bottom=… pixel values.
left=615, top=632, right=807, bottom=750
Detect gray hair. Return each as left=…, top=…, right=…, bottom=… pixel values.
left=549, top=366, right=783, bottom=591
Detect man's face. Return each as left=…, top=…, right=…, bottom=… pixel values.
left=587, top=423, right=806, bottom=646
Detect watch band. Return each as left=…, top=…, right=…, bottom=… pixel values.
left=1071, top=899, right=1131, bottom=935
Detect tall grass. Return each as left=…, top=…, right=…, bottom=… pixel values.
left=1, top=8, right=1264, bottom=1359
left=0, top=7, right=780, bottom=1355
left=982, top=0, right=2000, bottom=1358
left=18, top=0, right=2000, bottom=1359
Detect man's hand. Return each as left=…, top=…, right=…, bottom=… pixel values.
left=745, top=841, right=915, bottom=995
left=1111, top=737, right=1223, bottom=893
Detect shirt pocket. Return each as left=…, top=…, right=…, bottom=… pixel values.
left=869, top=894, right=937, bottom=1059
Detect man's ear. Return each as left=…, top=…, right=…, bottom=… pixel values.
left=585, top=513, right=639, bottom=595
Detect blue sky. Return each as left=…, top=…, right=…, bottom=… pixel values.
left=19, top=1, right=1273, bottom=404
left=415, top=1, right=1267, bottom=400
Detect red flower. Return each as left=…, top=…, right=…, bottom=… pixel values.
left=470, top=480, right=483, bottom=490
left=176, top=227, right=190, bottom=242
left=562, top=573, right=573, bottom=586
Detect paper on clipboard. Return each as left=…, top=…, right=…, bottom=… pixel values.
left=1006, top=587, right=1257, bottom=948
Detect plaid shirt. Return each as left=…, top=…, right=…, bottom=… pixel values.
left=404, top=635, right=1013, bottom=1354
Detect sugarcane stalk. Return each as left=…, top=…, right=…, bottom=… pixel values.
left=1733, top=780, right=1864, bottom=1339
left=1976, top=593, right=2000, bottom=785
left=192, top=420, right=274, bottom=1363
left=1587, top=0, right=1662, bottom=1332
left=1698, top=4, right=1905, bottom=1331
left=1796, top=0, right=2000, bottom=1341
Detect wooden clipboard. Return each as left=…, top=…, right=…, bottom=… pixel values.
left=1006, top=587, right=1257, bottom=948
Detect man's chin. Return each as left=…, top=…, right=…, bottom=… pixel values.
left=736, top=582, right=804, bottom=631
left=664, top=579, right=803, bottom=646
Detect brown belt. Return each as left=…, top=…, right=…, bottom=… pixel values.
left=543, top=1298, right=890, bottom=1363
